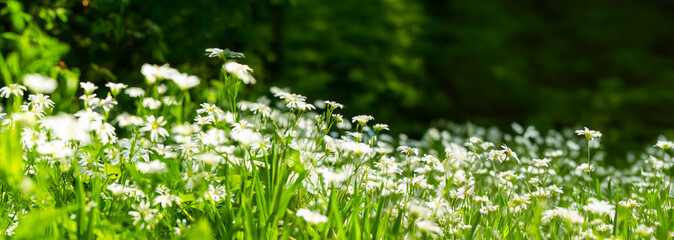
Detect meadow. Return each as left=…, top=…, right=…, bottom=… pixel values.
left=0, top=47, right=671, bottom=239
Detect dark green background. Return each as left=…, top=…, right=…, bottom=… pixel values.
left=5, top=0, right=674, bottom=162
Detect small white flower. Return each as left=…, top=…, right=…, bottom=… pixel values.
left=655, top=140, right=674, bottom=150
left=142, top=98, right=162, bottom=110
left=23, top=74, right=57, bottom=93
left=577, top=163, right=595, bottom=173
left=373, top=123, right=389, bottom=132
left=91, top=121, right=117, bottom=144
left=128, top=201, right=158, bottom=228
left=635, top=224, right=654, bottom=236
left=397, top=146, right=419, bottom=156
left=125, top=87, right=145, bottom=98
left=296, top=208, right=328, bottom=224
left=532, top=158, right=552, bottom=168
left=352, top=115, right=374, bottom=126
left=194, top=115, right=214, bottom=125
left=415, top=220, right=443, bottom=235
left=224, top=62, right=256, bottom=84
left=324, top=100, right=344, bottom=109
left=153, top=193, right=180, bottom=208
left=204, top=185, right=227, bottom=202
left=205, top=48, right=224, bottom=58
left=575, top=127, right=602, bottom=140
left=136, top=160, right=167, bottom=174
left=0, top=84, right=27, bottom=98
left=139, top=116, right=169, bottom=142
left=583, top=197, right=615, bottom=217
left=79, top=94, right=100, bottom=107
left=171, top=73, right=200, bottom=90
left=80, top=82, right=98, bottom=95
left=105, top=82, right=128, bottom=95
left=28, top=94, right=55, bottom=110
left=107, top=183, right=129, bottom=196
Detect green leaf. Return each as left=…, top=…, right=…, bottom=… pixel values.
left=104, top=163, right=121, bottom=179
left=14, top=207, right=71, bottom=239
left=184, top=219, right=213, bottom=240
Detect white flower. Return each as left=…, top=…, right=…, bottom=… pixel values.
left=324, top=100, right=344, bottom=109
left=23, top=74, right=57, bottom=93
left=542, top=207, right=583, bottom=224
left=352, top=115, right=374, bottom=126
left=415, top=220, right=443, bottom=235
left=205, top=48, right=224, bottom=58
left=43, top=114, right=92, bottom=145
left=153, top=193, right=180, bottom=208
left=21, top=128, right=45, bottom=148
left=80, top=82, right=98, bottom=95
left=655, top=140, right=674, bottom=150
left=532, top=158, right=552, bottom=168
left=194, top=115, right=214, bottom=125
left=125, top=87, right=145, bottom=98
left=136, top=160, right=167, bottom=174
left=397, top=146, right=419, bottom=156
left=141, top=64, right=168, bottom=83
left=115, top=113, right=144, bottom=127
left=231, top=128, right=262, bottom=146
left=618, top=199, right=640, bottom=208
left=296, top=208, right=328, bottom=224
left=171, top=73, right=200, bottom=90
left=91, top=121, right=117, bottom=144
left=74, top=108, right=103, bottom=124
left=224, top=62, right=256, bottom=84
left=99, top=95, right=118, bottom=112
left=583, top=197, right=615, bottom=217
left=317, top=167, right=347, bottom=185
left=635, top=224, right=654, bottom=236
left=173, top=219, right=189, bottom=236
left=105, top=82, right=128, bottom=95
left=128, top=201, right=158, bottom=228
left=204, top=185, right=227, bottom=202
left=250, top=137, right=271, bottom=153
left=139, top=116, right=169, bottom=142
left=107, top=183, right=129, bottom=196
left=197, top=152, right=222, bottom=166
left=509, top=194, right=531, bottom=213
left=142, top=98, right=162, bottom=110
left=28, top=94, right=55, bottom=110
left=0, top=84, right=26, bottom=98
left=577, top=163, right=595, bottom=173
left=575, top=127, right=602, bottom=140
left=373, top=123, right=389, bottom=132
left=275, top=92, right=311, bottom=110
left=79, top=94, right=100, bottom=107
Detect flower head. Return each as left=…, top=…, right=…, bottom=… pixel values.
left=296, top=208, right=328, bottom=224
left=23, top=74, right=57, bottom=93
left=139, top=116, right=169, bottom=142
left=136, top=160, right=167, bottom=174
left=0, top=84, right=27, bottom=98
left=655, top=140, right=674, bottom=150
left=105, top=82, right=128, bottom=96
left=224, top=62, right=256, bottom=84
left=575, top=127, right=602, bottom=141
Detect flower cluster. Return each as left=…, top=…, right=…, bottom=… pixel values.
left=0, top=48, right=670, bottom=239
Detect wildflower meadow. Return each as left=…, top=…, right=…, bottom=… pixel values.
left=2, top=1, right=674, bottom=239
left=0, top=46, right=672, bottom=239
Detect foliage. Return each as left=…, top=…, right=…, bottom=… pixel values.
left=8, top=1, right=674, bottom=159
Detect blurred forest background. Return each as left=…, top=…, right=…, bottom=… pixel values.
left=2, top=0, right=674, bottom=162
